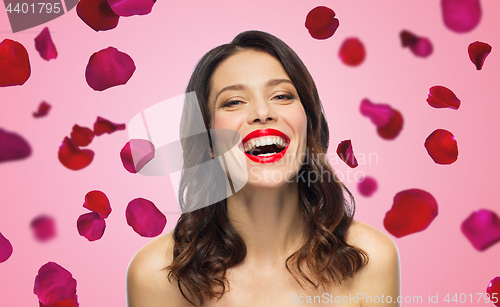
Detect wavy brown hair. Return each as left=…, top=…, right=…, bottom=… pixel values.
left=166, top=30, right=368, bottom=306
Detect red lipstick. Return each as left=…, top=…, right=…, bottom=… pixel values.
left=242, top=128, right=290, bottom=164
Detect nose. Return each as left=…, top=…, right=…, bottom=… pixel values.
left=247, top=96, right=278, bottom=124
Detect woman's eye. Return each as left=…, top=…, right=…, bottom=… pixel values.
left=273, top=94, right=296, bottom=101
left=221, top=100, right=243, bottom=108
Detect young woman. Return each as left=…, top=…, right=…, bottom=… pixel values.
left=127, top=30, right=400, bottom=307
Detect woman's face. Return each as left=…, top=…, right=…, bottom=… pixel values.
left=209, top=49, right=308, bottom=188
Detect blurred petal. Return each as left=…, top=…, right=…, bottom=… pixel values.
left=305, top=6, right=339, bottom=40
left=31, top=215, right=56, bottom=242
left=468, top=41, right=492, bottom=70
left=384, top=189, right=438, bottom=238
left=0, top=39, right=31, bottom=87
left=120, top=139, right=155, bottom=173
left=0, top=128, right=32, bottom=163
left=83, top=190, right=111, bottom=219
left=39, top=296, right=79, bottom=307
left=338, top=37, right=365, bottom=66
left=85, top=47, right=135, bottom=91
left=33, top=101, right=52, bottom=118
left=487, top=277, right=500, bottom=307
left=33, top=262, right=77, bottom=306
left=441, top=0, right=481, bottom=33
left=93, top=116, right=126, bottom=136
left=410, top=37, right=433, bottom=57
left=34, top=27, right=57, bottom=61
left=0, top=232, right=13, bottom=263
left=77, top=212, right=105, bottom=242
left=461, top=209, right=500, bottom=251
left=58, top=137, right=94, bottom=170
left=424, top=129, right=458, bottom=164
left=427, top=86, right=461, bottom=110
left=336, top=140, right=358, bottom=168
left=400, top=30, right=419, bottom=47
left=126, top=198, right=166, bottom=237
left=70, top=125, right=94, bottom=147
left=377, top=109, right=404, bottom=140
left=76, top=0, right=119, bottom=31
left=108, top=0, right=155, bottom=16
left=357, top=176, right=378, bottom=197
left=360, top=98, right=394, bottom=127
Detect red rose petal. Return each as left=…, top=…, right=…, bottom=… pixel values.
left=85, top=47, right=135, bottom=91
left=120, top=139, right=155, bottom=173
left=70, top=125, right=94, bottom=147
left=58, top=137, right=94, bottom=170
left=487, top=277, right=500, bottom=307
left=376, top=109, right=403, bottom=140
left=0, top=232, right=13, bottom=263
left=30, top=215, right=56, bottom=242
left=400, top=30, right=419, bottom=47
left=33, top=262, right=78, bottom=306
left=34, top=27, right=57, bottom=61
left=338, top=37, right=365, bottom=66
left=441, top=0, right=481, bottom=33
left=83, top=190, right=111, bottom=219
left=33, top=101, right=52, bottom=118
left=0, top=39, right=31, bottom=87
left=424, top=129, right=458, bottom=165
left=76, top=0, right=119, bottom=31
left=427, top=86, right=461, bottom=110
left=77, top=212, right=106, bottom=242
left=383, top=189, right=438, bottom=238
left=468, top=41, right=492, bottom=70
left=93, top=116, right=126, bottom=136
left=360, top=98, right=394, bottom=127
left=0, top=128, right=32, bottom=163
left=336, top=140, right=358, bottom=168
left=126, top=198, right=166, bottom=237
left=305, top=6, right=339, bottom=40
left=108, top=0, right=155, bottom=16
left=39, top=296, right=79, bottom=307
left=357, top=176, right=378, bottom=197
left=410, top=37, right=433, bottom=57
left=461, top=209, right=500, bottom=251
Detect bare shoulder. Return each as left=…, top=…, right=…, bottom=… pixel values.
left=346, top=219, right=399, bottom=262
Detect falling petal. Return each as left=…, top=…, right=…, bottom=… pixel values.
left=108, top=0, right=155, bottom=16
left=120, top=139, right=155, bottom=173
left=34, top=27, right=57, bottom=61
left=487, top=277, right=500, bottom=307
left=461, top=209, right=500, bottom=251
left=468, top=41, right=492, bottom=70
left=126, top=198, right=166, bottom=237
left=400, top=30, right=419, bottom=47
left=93, top=116, right=126, bottom=136
left=357, top=176, right=378, bottom=197
left=33, top=101, right=52, bottom=118
left=0, top=232, right=13, bottom=263
left=441, top=0, right=481, bottom=33
left=305, top=6, right=339, bottom=40
left=0, top=39, right=31, bottom=87
left=360, top=98, right=394, bottom=127
left=76, top=0, right=119, bottom=31
left=83, top=190, right=111, bottom=219
left=0, top=128, right=32, bottom=163
left=424, top=129, right=458, bottom=164
left=39, top=296, right=79, bottom=307
left=338, top=37, right=366, bottom=66
left=33, top=262, right=78, bottom=306
left=384, top=189, right=438, bottom=238
left=409, top=37, right=433, bottom=57
left=427, top=86, right=461, bottom=110
left=377, top=109, right=403, bottom=140
left=70, top=125, right=94, bottom=147
left=31, top=215, right=56, bottom=242
left=85, top=47, right=135, bottom=91
left=77, top=212, right=105, bottom=242
left=58, top=137, right=94, bottom=171
left=336, top=140, right=358, bottom=168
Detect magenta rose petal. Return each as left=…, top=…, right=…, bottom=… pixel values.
left=77, top=212, right=105, bottom=242
left=441, top=0, right=481, bottom=33
left=0, top=39, right=31, bottom=87
left=487, top=277, right=500, bottom=307
left=427, top=86, right=461, bottom=110
left=108, top=0, right=155, bottom=16
left=377, top=109, right=404, bottom=140
left=33, top=262, right=78, bottom=306
left=468, top=41, right=492, bottom=70
left=360, top=98, right=394, bottom=127
left=120, top=139, right=155, bottom=173
left=0, top=232, right=13, bottom=263
left=39, top=296, right=79, bottom=307
left=33, top=101, right=52, bottom=118
left=400, top=30, right=419, bottom=47
left=93, top=116, right=126, bottom=136
left=70, top=125, right=94, bottom=147
left=34, top=27, right=57, bottom=61
left=83, top=190, right=111, bottom=219
left=424, top=129, right=458, bottom=165
left=336, top=140, right=358, bottom=168
left=126, top=198, right=166, bottom=237
left=31, top=215, right=56, bottom=242
left=85, top=47, right=135, bottom=91
left=410, top=37, right=433, bottom=57
left=0, top=128, right=32, bottom=163
left=461, top=209, right=500, bottom=251
left=76, top=0, right=119, bottom=31
left=338, top=37, right=366, bottom=66
left=58, top=137, right=94, bottom=170
left=305, top=6, right=339, bottom=40
left=383, top=189, right=438, bottom=238
left=357, top=176, right=378, bottom=197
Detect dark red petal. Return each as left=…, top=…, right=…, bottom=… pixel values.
left=410, top=37, right=433, bottom=58
left=126, top=198, right=166, bottom=237
left=360, top=98, right=394, bottom=127
left=376, top=109, right=404, bottom=140
left=424, top=129, right=458, bottom=165
left=33, top=262, right=77, bottom=306
left=0, top=232, right=13, bottom=263
left=58, top=137, right=94, bottom=170
left=441, top=0, right=481, bottom=33
left=400, top=30, right=419, bottom=47
left=357, top=176, right=378, bottom=197
left=427, top=86, right=461, bottom=110
left=108, top=0, right=155, bottom=16
left=85, top=47, right=135, bottom=91
left=33, top=101, right=52, bottom=118
left=30, top=215, right=56, bottom=242
left=120, top=139, right=155, bottom=173
left=39, top=296, right=79, bottom=307
left=461, top=209, right=500, bottom=251
left=305, top=6, right=339, bottom=40
left=383, top=189, right=438, bottom=238
left=83, top=190, right=111, bottom=219
left=0, top=128, right=32, bottom=162
left=336, top=140, right=358, bottom=168
left=34, top=27, right=57, bottom=61
left=70, top=125, right=94, bottom=147
left=338, top=37, right=365, bottom=66
left=76, top=0, right=119, bottom=31
left=487, top=277, right=500, bottom=307
left=468, top=41, right=492, bottom=70
left=76, top=212, right=105, bottom=242
left=93, top=116, right=126, bottom=136
left=0, top=39, right=31, bottom=87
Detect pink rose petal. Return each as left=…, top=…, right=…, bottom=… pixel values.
left=468, top=41, right=492, bottom=70
left=427, top=86, right=461, bottom=110
left=76, top=0, right=119, bottom=31
left=305, top=6, right=339, bottom=40
left=83, top=190, right=111, bottom=219
left=108, top=0, right=155, bottom=16
left=70, top=125, right=94, bottom=147
left=338, top=37, right=365, bottom=66
left=409, top=37, right=433, bottom=57
left=120, top=139, right=155, bottom=173
left=461, top=209, right=500, bottom=251
left=0, top=232, right=13, bottom=263
left=357, top=176, right=378, bottom=197
left=384, top=189, right=438, bottom=238
left=93, top=116, right=126, bottom=136
left=77, top=212, right=106, bottom=242
left=34, top=27, right=57, bottom=61
left=0, top=39, right=31, bottom=87
left=31, top=215, right=56, bottom=242
left=33, top=262, right=77, bottom=306
left=377, top=109, right=404, bottom=140
left=126, top=198, right=166, bottom=237
left=441, top=0, right=481, bottom=33
left=85, top=47, right=135, bottom=91
left=360, top=98, right=394, bottom=127
left=58, top=137, right=94, bottom=170
left=39, top=296, right=79, bottom=307
left=400, top=30, right=419, bottom=47
left=33, top=101, right=52, bottom=118
left=0, top=128, right=32, bottom=163
left=487, top=277, right=500, bottom=307
left=424, top=129, right=458, bottom=165
left=336, top=140, right=358, bottom=168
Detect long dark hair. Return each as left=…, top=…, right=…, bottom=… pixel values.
left=166, top=30, right=368, bottom=306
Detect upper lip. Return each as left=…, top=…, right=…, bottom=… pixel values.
left=242, top=128, right=290, bottom=143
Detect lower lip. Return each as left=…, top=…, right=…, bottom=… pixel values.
left=244, top=145, right=289, bottom=163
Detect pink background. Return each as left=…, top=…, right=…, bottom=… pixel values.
left=1, top=0, right=499, bottom=305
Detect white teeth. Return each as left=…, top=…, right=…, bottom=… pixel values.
left=244, top=136, right=288, bottom=153
left=251, top=139, right=256, bottom=148
left=266, top=137, right=273, bottom=145
left=258, top=152, right=277, bottom=157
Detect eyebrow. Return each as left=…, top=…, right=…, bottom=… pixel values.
left=213, top=79, right=295, bottom=106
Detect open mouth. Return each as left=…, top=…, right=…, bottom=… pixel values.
left=241, top=129, right=290, bottom=163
